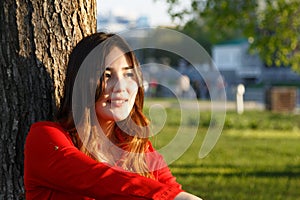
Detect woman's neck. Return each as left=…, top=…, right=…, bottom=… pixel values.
left=99, top=120, right=115, bottom=136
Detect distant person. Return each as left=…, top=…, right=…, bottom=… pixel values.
left=149, top=78, right=158, bottom=97
left=217, top=75, right=226, bottom=100
left=177, top=75, right=190, bottom=98
left=24, top=32, right=202, bottom=200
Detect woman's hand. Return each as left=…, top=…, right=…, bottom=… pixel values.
left=174, top=192, right=203, bottom=200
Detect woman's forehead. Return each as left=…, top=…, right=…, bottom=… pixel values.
left=105, top=47, right=131, bottom=66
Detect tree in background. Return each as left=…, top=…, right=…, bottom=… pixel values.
left=0, top=0, right=96, bottom=198
left=163, top=0, right=300, bottom=72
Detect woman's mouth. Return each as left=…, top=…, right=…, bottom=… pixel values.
left=107, top=99, right=128, bottom=107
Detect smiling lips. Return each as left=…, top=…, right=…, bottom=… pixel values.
left=107, top=98, right=128, bottom=107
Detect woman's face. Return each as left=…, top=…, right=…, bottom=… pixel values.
left=95, top=47, right=138, bottom=127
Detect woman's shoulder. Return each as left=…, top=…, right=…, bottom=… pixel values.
left=147, top=141, right=155, bottom=152
left=28, top=121, right=69, bottom=137
left=26, top=121, right=73, bottom=146
left=30, top=121, right=65, bottom=131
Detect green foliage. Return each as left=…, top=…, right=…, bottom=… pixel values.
left=176, top=20, right=213, bottom=54
left=253, top=0, right=300, bottom=72
left=163, top=0, right=300, bottom=72
left=200, top=0, right=257, bottom=42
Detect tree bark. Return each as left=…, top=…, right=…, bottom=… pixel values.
left=0, top=0, right=96, bottom=199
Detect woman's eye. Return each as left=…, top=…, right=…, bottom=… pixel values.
left=125, top=72, right=134, bottom=78
left=104, top=73, right=111, bottom=78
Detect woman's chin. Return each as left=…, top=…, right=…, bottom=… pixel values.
left=107, top=112, right=129, bottom=122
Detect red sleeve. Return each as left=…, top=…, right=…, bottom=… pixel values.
left=146, top=143, right=182, bottom=189
left=24, top=121, right=183, bottom=200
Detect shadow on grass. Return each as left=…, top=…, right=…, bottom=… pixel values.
left=171, top=164, right=300, bottom=178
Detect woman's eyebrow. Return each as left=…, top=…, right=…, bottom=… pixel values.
left=105, top=66, right=134, bottom=71
left=123, top=66, right=134, bottom=70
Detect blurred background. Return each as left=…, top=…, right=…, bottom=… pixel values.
left=97, top=1, right=300, bottom=200
left=97, top=0, right=300, bottom=113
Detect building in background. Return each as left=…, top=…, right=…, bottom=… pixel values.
left=212, top=39, right=300, bottom=104
left=212, top=39, right=262, bottom=86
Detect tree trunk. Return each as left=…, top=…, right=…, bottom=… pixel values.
left=0, top=0, right=96, bottom=199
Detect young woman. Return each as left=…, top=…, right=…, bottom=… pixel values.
left=24, top=32, right=202, bottom=200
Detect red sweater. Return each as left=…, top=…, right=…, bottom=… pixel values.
left=24, top=121, right=183, bottom=199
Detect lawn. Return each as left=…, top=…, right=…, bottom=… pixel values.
left=144, top=100, right=300, bottom=200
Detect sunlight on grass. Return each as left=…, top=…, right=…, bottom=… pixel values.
left=225, top=129, right=300, bottom=139
left=170, top=129, right=300, bottom=200
left=144, top=102, right=300, bottom=200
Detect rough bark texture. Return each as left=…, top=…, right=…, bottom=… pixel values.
left=0, top=0, right=96, bottom=199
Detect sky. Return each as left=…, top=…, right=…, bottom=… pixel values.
left=97, top=0, right=175, bottom=26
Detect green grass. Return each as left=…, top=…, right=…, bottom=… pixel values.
left=144, top=104, right=300, bottom=200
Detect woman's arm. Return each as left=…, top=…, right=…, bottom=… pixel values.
left=24, top=122, right=182, bottom=199
left=146, top=142, right=181, bottom=188
left=174, top=192, right=203, bottom=200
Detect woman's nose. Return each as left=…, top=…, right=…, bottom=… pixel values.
left=112, top=76, right=126, bottom=92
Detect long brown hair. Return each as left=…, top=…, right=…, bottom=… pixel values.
left=56, top=32, right=153, bottom=178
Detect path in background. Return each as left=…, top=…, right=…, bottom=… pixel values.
left=144, top=99, right=265, bottom=111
